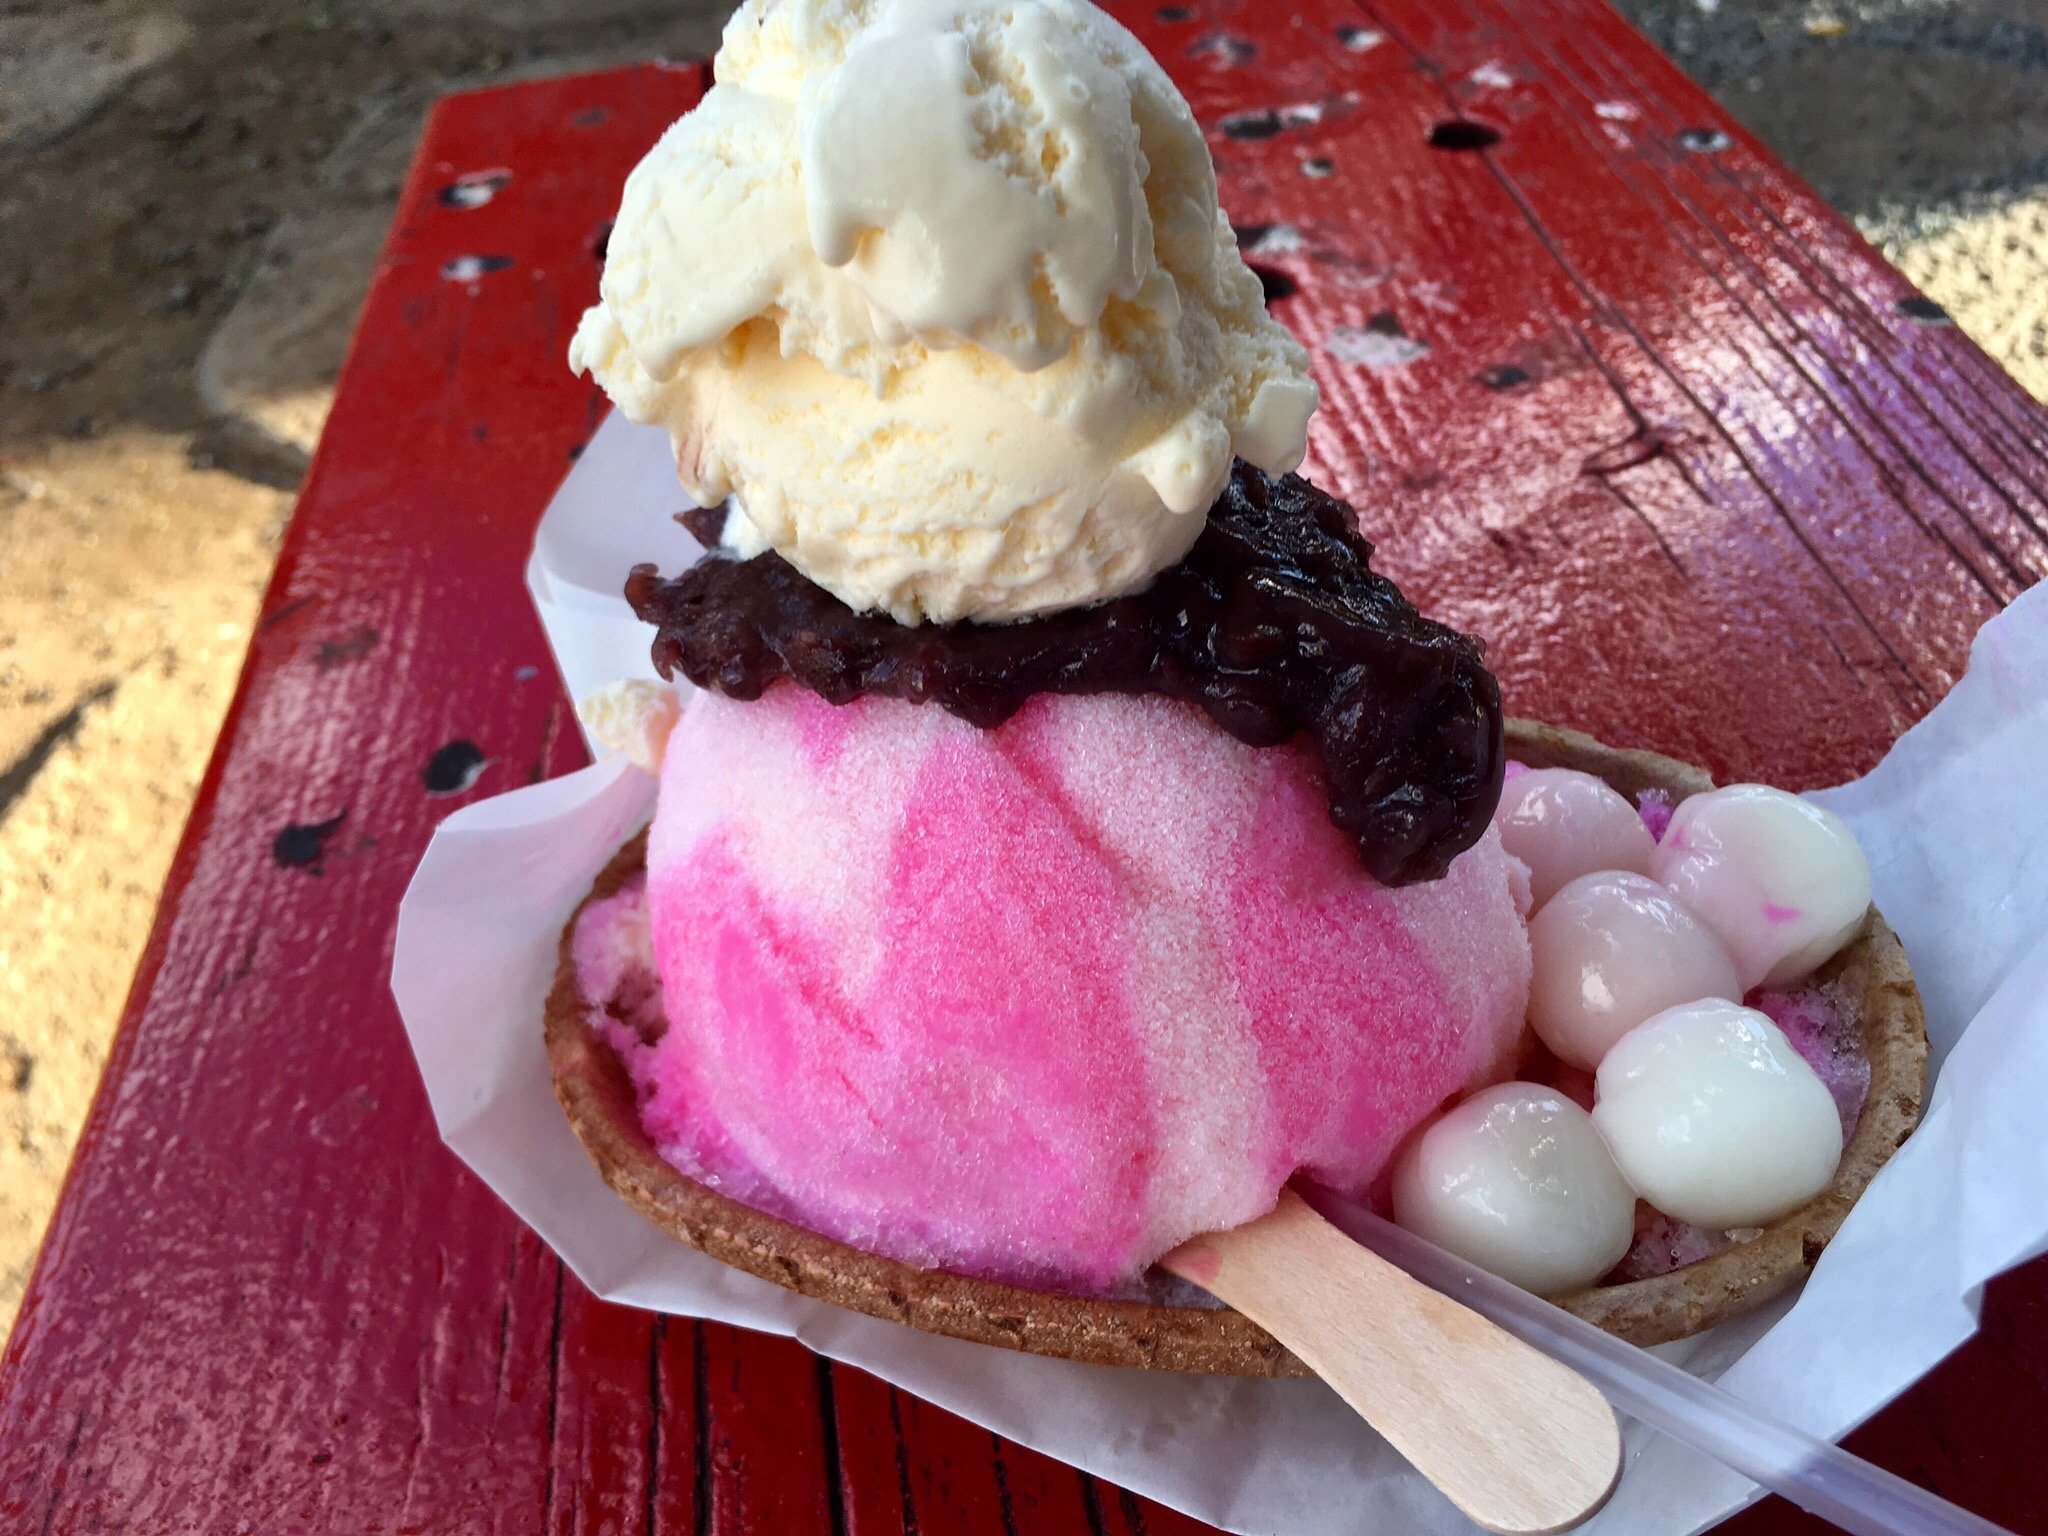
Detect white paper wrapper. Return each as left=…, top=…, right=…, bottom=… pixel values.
left=394, top=412, right=2048, bottom=1535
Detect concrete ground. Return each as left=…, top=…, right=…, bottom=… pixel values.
left=0, top=0, right=2043, bottom=1343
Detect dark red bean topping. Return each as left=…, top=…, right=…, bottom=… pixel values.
left=630, top=464, right=1503, bottom=885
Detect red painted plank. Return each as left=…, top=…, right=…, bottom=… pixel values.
left=2, top=2, right=2045, bottom=1533
left=823, top=1366, right=919, bottom=1536
left=545, top=1280, right=674, bottom=1536
left=1125, top=0, right=2042, bottom=793
left=0, top=64, right=711, bottom=1536
left=828, top=1363, right=1137, bottom=1536
left=700, top=1326, right=837, bottom=1534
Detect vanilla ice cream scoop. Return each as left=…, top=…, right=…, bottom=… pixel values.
left=1391, top=1083, right=1637, bottom=1294
left=1592, top=999, right=1844, bottom=1229
left=578, top=680, right=685, bottom=775
left=1650, top=784, right=1872, bottom=989
left=572, top=0, right=1318, bottom=625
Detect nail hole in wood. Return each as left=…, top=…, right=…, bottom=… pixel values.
left=438, top=171, right=509, bottom=209
left=424, top=739, right=489, bottom=796
left=441, top=254, right=514, bottom=280
left=272, top=813, right=346, bottom=872
left=1896, top=296, right=1953, bottom=325
left=1234, top=222, right=1304, bottom=258
left=1218, top=107, right=1284, bottom=141
left=1249, top=265, right=1298, bottom=303
left=1427, top=119, right=1501, bottom=150
left=313, top=624, right=378, bottom=668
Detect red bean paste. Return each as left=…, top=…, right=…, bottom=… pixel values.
left=627, top=464, right=1503, bottom=885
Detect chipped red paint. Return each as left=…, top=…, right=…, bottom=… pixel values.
left=2, top=4, right=2045, bottom=1533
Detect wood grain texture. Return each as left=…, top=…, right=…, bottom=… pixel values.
left=1, top=2, right=2044, bottom=1533
left=1166, top=1190, right=1621, bottom=1534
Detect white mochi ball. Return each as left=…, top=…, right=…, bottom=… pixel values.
left=1528, top=871, right=1743, bottom=1070
left=1495, top=768, right=1657, bottom=910
left=1392, top=1083, right=1638, bottom=1294
left=1650, top=784, right=1871, bottom=989
left=1592, top=999, right=1844, bottom=1229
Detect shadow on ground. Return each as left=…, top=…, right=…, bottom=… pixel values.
left=1625, top=0, right=2048, bottom=403
left=0, top=0, right=733, bottom=1342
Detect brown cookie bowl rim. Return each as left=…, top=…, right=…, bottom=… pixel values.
left=1511, top=720, right=1930, bottom=1346
left=544, top=716, right=1928, bottom=1374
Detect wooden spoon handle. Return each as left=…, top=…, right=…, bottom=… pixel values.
left=1164, top=1189, right=1622, bottom=1536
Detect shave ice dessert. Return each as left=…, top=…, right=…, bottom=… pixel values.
left=551, top=0, right=1924, bottom=1349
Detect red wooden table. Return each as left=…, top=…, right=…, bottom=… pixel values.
left=6, top=2, right=2047, bottom=1532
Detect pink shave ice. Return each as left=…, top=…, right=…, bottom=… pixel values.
left=596, top=686, right=1533, bottom=1293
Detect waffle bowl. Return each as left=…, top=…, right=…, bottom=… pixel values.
left=545, top=719, right=1928, bottom=1374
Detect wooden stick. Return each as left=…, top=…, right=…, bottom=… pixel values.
left=1164, top=1189, right=1622, bottom=1535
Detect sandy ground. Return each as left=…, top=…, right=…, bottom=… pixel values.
left=0, top=0, right=733, bottom=1340
left=1, top=0, right=2044, bottom=1343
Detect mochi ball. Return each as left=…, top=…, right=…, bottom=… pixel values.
left=1528, top=871, right=1742, bottom=1070
left=1391, top=1083, right=1637, bottom=1294
left=1592, top=999, right=1844, bottom=1228
left=1650, top=784, right=1871, bottom=989
left=1495, top=768, right=1657, bottom=910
